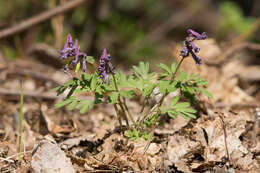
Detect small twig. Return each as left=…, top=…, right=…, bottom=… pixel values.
left=253, top=108, right=260, bottom=146
left=0, top=150, right=33, bottom=163
left=215, top=102, right=260, bottom=109
left=84, top=170, right=116, bottom=173
left=218, top=115, right=231, bottom=166
left=0, top=157, right=14, bottom=163
left=208, top=17, right=260, bottom=66
left=1, top=168, right=16, bottom=173
left=0, top=88, right=58, bottom=100
left=210, top=42, right=260, bottom=66
left=230, top=17, right=260, bottom=45
left=7, top=67, right=62, bottom=85
left=0, top=87, right=92, bottom=101
left=143, top=126, right=155, bottom=155
left=0, top=0, right=89, bottom=39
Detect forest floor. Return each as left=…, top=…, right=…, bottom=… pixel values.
left=0, top=39, right=260, bottom=173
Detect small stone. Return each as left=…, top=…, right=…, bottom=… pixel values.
left=31, top=140, right=75, bottom=173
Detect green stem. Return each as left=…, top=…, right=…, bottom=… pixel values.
left=138, top=104, right=157, bottom=126
left=136, top=98, right=148, bottom=124
left=137, top=86, right=155, bottom=124
left=111, top=73, right=129, bottom=127
left=139, top=98, right=148, bottom=114
left=138, top=57, right=186, bottom=126
left=171, top=57, right=185, bottom=81
left=122, top=97, right=135, bottom=124
left=158, top=57, right=185, bottom=107
left=113, top=104, right=122, bottom=130
left=18, top=81, right=24, bottom=161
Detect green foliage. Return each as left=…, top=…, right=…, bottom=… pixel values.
left=86, top=56, right=95, bottom=64
left=54, top=58, right=212, bottom=140
left=132, top=62, right=155, bottom=97
left=143, top=132, right=152, bottom=141
left=1, top=46, right=16, bottom=60
left=217, top=1, right=255, bottom=39
left=178, top=72, right=212, bottom=103
left=124, top=128, right=141, bottom=140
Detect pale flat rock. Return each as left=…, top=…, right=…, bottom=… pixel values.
left=31, top=140, right=75, bottom=173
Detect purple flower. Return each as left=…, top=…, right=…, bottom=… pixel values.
left=98, top=48, right=115, bottom=83
left=187, top=29, right=207, bottom=40
left=58, top=33, right=87, bottom=77
left=191, top=51, right=202, bottom=65
left=180, top=29, right=207, bottom=65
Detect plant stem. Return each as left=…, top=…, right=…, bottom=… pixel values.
left=171, top=57, right=185, bottom=81
left=139, top=98, right=148, bottom=114
left=158, top=57, right=185, bottom=107
left=138, top=57, right=186, bottom=126
left=136, top=98, right=148, bottom=124
left=18, top=81, right=24, bottom=161
left=111, top=73, right=129, bottom=127
left=137, top=86, right=155, bottom=124
left=122, top=97, right=135, bottom=124
left=137, top=104, right=158, bottom=126
left=113, top=104, right=122, bottom=130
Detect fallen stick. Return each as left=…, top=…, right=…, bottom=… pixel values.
left=0, top=87, right=92, bottom=101
left=0, top=0, right=88, bottom=39
left=0, top=88, right=58, bottom=100
left=215, top=102, right=260, bottom=109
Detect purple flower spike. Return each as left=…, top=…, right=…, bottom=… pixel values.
left=180, top=29, right=207, bottom=65
left=58, top=33, right=88, bottom=77
left=98, top=48, right=115, bottom=83
left=187, top=29, right=207, bottom=40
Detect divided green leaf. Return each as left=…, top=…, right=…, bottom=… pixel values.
left=86, top=56, right=95, bottom=64
left=79, top=100, right=94, bottom=114
left=108, top=92, right=119, bottom=104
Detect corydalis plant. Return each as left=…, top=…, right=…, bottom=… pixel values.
left=54, top=29, right=212, bottom=140
left=59, top=34, right=87, bottom=77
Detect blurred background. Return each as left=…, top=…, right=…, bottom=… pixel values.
left=0, top=0, right=259, bottom=66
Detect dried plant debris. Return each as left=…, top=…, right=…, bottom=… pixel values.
left=67, top=133, right=165, bottom=172
left=165, top=110, right=259, bottom=172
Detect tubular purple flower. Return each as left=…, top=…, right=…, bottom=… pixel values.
left=189, top=41, right=200, bottom=53
left=187, top=29, right=207, bottom=40
left=191, top=51, right=202, bottom=65
left=66, top=33, right=73, bottom=47
left=98, top=48, right=115, bottom=83
left=58, top=33, right=88, bottom=77
left=180, top=29, right=207, bottom=65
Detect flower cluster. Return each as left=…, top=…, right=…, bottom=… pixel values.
left=180, top=29, right=207, bottom=65
left=98, top=48, right=115, bottom=83
left=58, top=33, right=87, bottom=77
